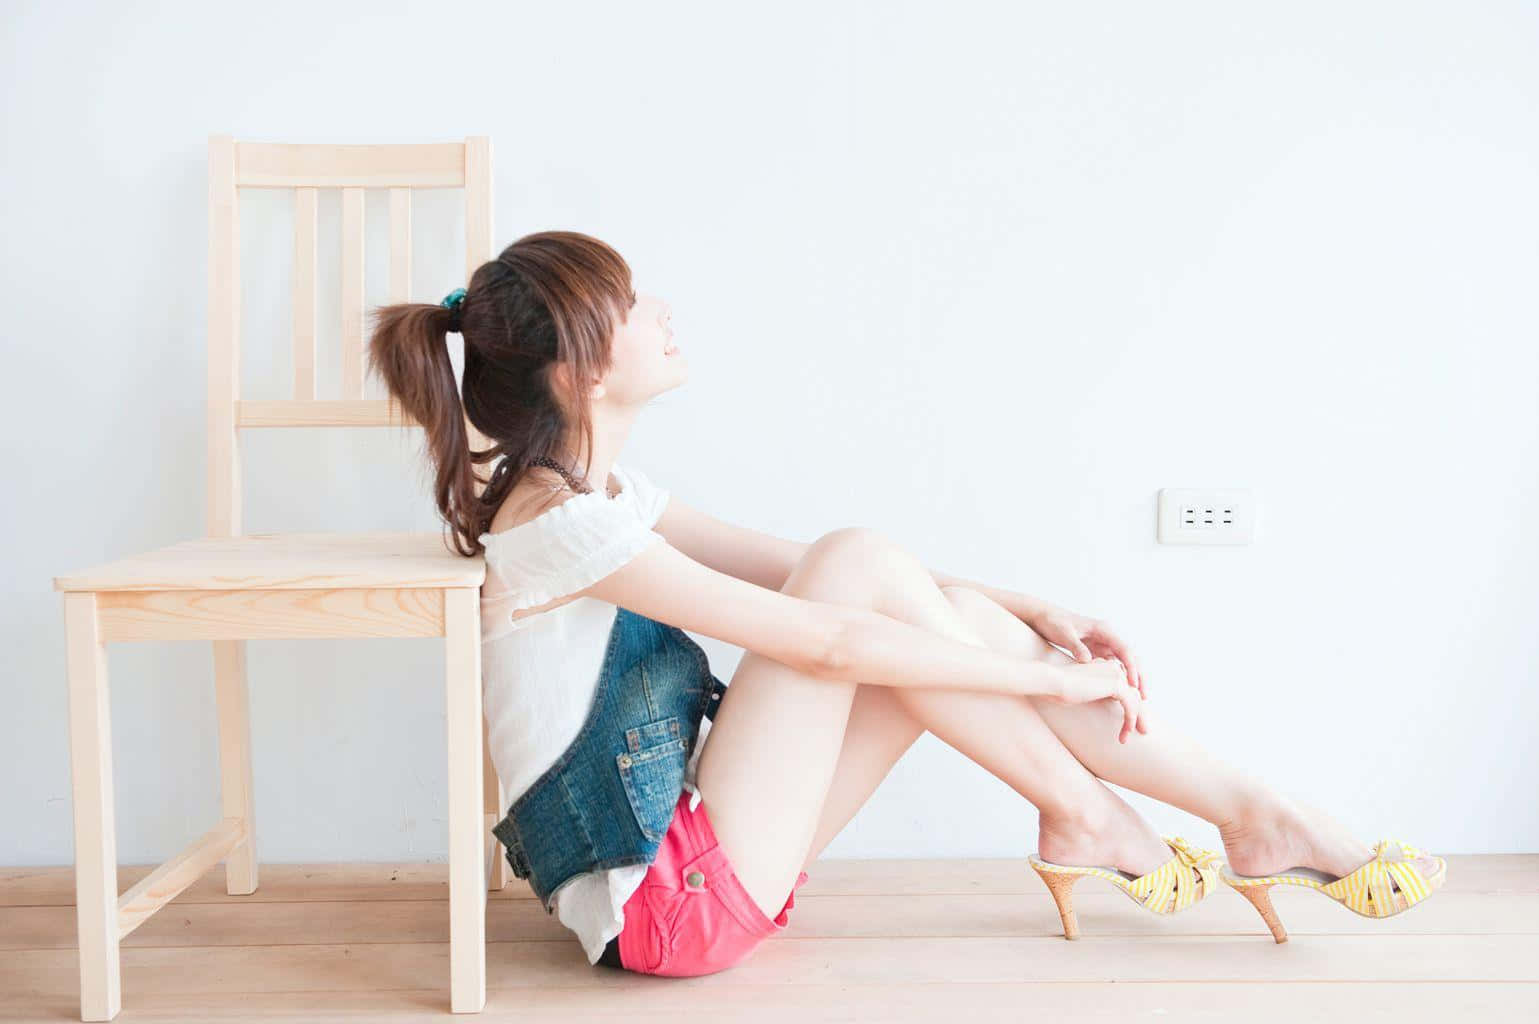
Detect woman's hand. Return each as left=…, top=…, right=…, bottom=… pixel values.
left=1047, top=657, right=1147, bottom=743
left=1025, top=603, right=1146, bottom=699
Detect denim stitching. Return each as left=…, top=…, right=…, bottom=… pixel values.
left=675, top=626, right=720, bottom=724
left=618, top=728, right=686, bottom=842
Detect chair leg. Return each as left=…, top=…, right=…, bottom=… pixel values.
left=213, top=638, right=258, bottom=895
left=445, top=588, right=487, bottom=1013
left=64, top=593, right=122, bottom=1022
left=484, top=717, right=509, bottom=891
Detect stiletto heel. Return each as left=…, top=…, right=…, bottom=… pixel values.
left=1221, top=838, right=1446, bottom=943
left=1233, top=881, right=1288, bottom=943
left=1028, top=836, right=1222, bottom=939
left=1030, top=862, right=1082, bottom=939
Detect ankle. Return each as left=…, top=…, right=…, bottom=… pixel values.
left=1038, top=793, right=1119, bottom=857
left=1038, top=793, right=1170, bottom=877
left=1215, top=782, right=1295, bottom=846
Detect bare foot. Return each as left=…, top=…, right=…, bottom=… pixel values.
left=1219, top=792, right=1437, bottom=881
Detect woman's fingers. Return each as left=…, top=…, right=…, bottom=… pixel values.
left=1065, top=659, right=1145, bottom=742
left=1088, top=623, right=1145, bottom=699
left=1110, top=662, right=1142, bottom=742
left=1118, top=687, right=1137, bottom=743
left=1122, top=649, right=1145, bottom=700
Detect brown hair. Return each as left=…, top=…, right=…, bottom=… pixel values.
left=367, top=230, right=634, bottom=558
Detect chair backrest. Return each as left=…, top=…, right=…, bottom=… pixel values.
left=205, top=134, right=495, bottom=539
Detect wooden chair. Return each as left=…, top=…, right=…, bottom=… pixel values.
left=52, top=134, right=510, bottom=1020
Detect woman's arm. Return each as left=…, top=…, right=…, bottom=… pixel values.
left=651, top=495, right=806, bottom=591
left=654, top=496, right=1052, bottom=625
left=578, top=532, right=1067, bottom=700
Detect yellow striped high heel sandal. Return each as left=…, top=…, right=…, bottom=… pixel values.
left=1220, top=837, right=1447, bottom=943
left=1027, top=836, right=1223, bottom=939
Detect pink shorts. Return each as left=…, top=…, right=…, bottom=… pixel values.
left=615, top=789, right=809, bottom=977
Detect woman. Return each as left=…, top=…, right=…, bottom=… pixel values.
left=367, top=230, right=1444, bottom=977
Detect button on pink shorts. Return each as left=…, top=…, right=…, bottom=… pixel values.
left=616, top=788, right=809, bottom=977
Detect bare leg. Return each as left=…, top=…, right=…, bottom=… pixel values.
left=796, top=673, right=1171, bottom=878
left=794, top=586, right=1179, bottom=879
left=798, top=682, right=925, bottom=872
left=701, top=527, right=1428, bottom=923
left=793, top=579, right=1422, bottom=887
left=699, top=527, right=1158, bottom=919
left=939, top=585, right=1439, bottom=882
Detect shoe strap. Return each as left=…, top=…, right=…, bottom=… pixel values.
left=1319, top=838, right=1435, bottom=915
left=1125, top=836, right=1221, bottom=912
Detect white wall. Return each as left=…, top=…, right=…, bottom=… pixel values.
left=4, top=0, right=1535, bottom=867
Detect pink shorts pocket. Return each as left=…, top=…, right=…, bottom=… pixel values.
left=616, top=790, right=810, bottom=977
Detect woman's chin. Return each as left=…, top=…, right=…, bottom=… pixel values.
left=653, top=368, right=687, bottom=396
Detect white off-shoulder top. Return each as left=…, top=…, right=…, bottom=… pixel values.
left=478, top=461, right=705, bottom=966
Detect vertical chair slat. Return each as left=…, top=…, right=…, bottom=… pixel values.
left=465, top=138, right=492, bottom=292
left=207, top=135, right=241, bottom=539
left=340, top=186, right=366, bottom=400
left=385, top=188, right=411, bottom=411
left=388, top=187, right=411, bottom=302
left=463, top=137, right=495, bottom=487
left=292, top=187, right=318, bottom=400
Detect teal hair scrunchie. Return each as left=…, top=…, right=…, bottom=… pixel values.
left=440, top=287, right=467, bottom=312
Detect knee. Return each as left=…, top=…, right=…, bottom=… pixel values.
left=784, top=526, right=925, bottom=600
left=808, top=527, right=929, bottom=578
left=807, top=526, right=895, bottom=561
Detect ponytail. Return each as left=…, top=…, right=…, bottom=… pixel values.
left=367, top=230, right=635, bottom=558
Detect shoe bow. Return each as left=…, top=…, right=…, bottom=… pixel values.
left=1371, top=837, right=1427, bottom=862
left=1164, top=835, right=1223, bottom=869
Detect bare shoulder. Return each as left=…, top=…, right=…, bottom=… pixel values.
left=487, top=474, right=574, bottom=535
left=483, top=474, right=589, bottom=623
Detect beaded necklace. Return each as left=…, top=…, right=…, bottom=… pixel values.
left=528, top=454, right=617, bottom=499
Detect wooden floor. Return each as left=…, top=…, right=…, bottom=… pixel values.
left=3, top=856, right=1536, bottom=1022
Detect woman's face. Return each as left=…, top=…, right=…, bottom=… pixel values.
left=598, top=287, right=686, bottom=405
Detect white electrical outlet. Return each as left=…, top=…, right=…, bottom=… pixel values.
left=1157, top=488, right=1256, bottom=545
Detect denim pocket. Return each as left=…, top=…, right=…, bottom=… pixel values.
left=617, top=717, right=688, bottom=842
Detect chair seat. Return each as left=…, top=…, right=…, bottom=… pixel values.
left=53, top=531, right=486, bottom=593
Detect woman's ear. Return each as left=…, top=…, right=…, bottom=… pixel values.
left=549, top=361, right=604, bottom=405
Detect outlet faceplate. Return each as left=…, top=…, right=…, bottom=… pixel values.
left=1157, top=488, right=1256, bottom=545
